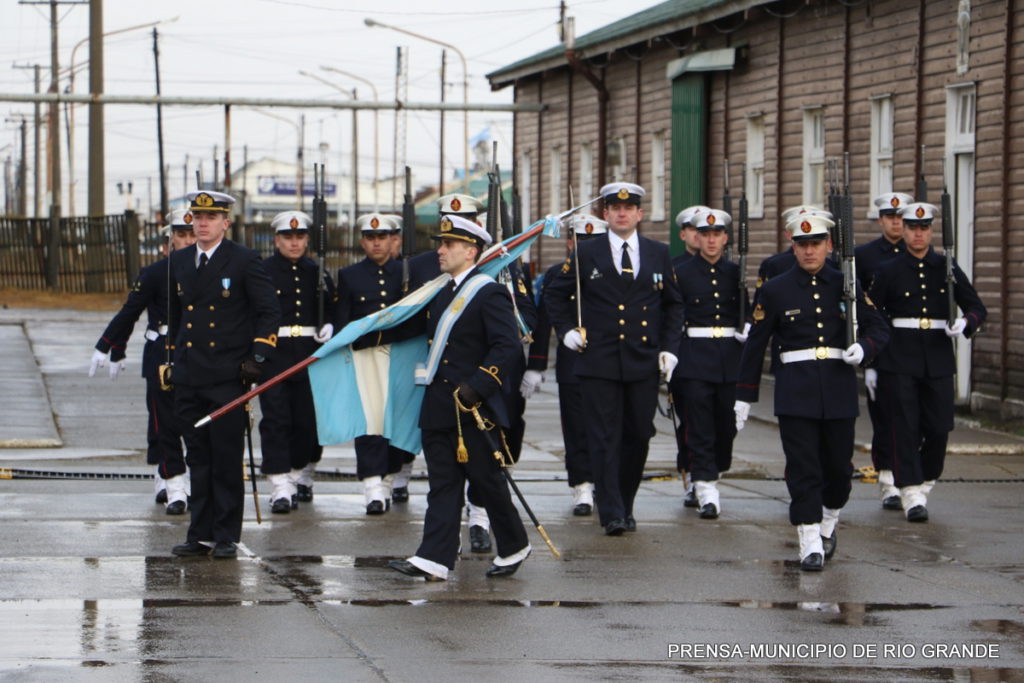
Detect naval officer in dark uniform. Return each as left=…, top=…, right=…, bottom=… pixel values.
left=389, top=214, right=530, bottom=581
left=522, top=213, right=607, bottom=516
left=868, top=202, right=986, bottom=522
left=545, top=182, right=684, bottom=536
left=89, top=208, right=196, bottom=514
left=735, top=213, right=889, bottom=571
left=672, top=208, right=749, bottom=520
left=336, top=213, right=414, bottom=514
left=258, top=210, right=336, bottom=513
left=856, top=191, right=913, bottom=509
left=168, top=190, right=280, bottom=559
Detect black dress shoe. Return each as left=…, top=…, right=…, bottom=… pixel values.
left=171, top=541, right=210, bottom=557
left=573, top=502, right=592, bottom=516
left=800, top=552, right=824, bottom=572
left=392, top=486, right=409, bottom=503
left=271, top=497, right=291, bottom=514
left=486, top=558, right=527, bottom=578
left=906, top=505, right=929, bottom=523
left=165, top=500, right=187, bottom=515
left=699, top=503, right=719, bottom=520
left=212, top=542, right=237, bottom=559
left=882, top=495, right=902, bottom=510
left=624, top=515, right=636, bottom=532
left=155, top=489, right=168, bottom=505
left=295, top=484, right=313, bottom=503
left=388, top=559, right=444, bottom=581
left=822, top=530, right=837, bottom=560
left=604, top=518, right=627, bottom=536
left=366, top=499, right=389, bottom=515
left=683, top=488, right=698, bottom=508
left=469, top=525, right=492, bottom=553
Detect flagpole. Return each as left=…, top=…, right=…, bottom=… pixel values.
left=193, top=197, right=599, bottom=428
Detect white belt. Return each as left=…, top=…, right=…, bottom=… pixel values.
left=780, top=347, right=844, bottom=364
left=144, top=325, right=169, bottom=341
left=686, top=326, right=736, bottom=339
left=278, top=325, right=317, bottom=338
left=891, top=317, right=947, bottom=331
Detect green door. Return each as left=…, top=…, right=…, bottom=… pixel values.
left=670, top=73, right=707, bottom=257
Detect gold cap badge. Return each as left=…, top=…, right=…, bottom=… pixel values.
left=617, top=188, right=630, bottom=200
left=891, top=196, right=900, bottom=208
left=289, top=217, right=299, bottom=229
left=707, top=213, right=716, bottom=225
left=801, top=220, right=812, bottom=233
left=184, top=212, right=193, bottom=224
left=370, top=217, right=380, bottom=229
left=585, top=222, right=594, bottom=234
left=440, top=217, right=453, bottom=232
left=915, top=206, right=926, bottom=218
left=195, top=193, right=214, bottom=208
left=450, top=197, right=462, bottom=212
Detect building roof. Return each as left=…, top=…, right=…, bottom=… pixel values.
left=487, top=0, right=765, bottom=88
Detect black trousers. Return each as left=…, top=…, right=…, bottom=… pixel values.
left=680, top=378, right=736, bottom=482
left=558, top=382, right=592, bottom=487
left=257, top=370, right=322, bottom=475
left=668, top=376, right=690, bottom=474
left=353, top=435, right=408, bottom=481
left=778, top=415, right=855, bottom=526
left=879, top=372, right=954, bottom=488
left=866, top=389, right=893, bottom=472
left=579, top=374, right=658, bottom=526
left=148, top=376, right=186, bottom=478
left=415, top=426, right=528, bottom=570
left=176, top=381, right=246, bottom=544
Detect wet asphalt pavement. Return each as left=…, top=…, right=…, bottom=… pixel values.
left=1, top=308, right=1023, bottom=682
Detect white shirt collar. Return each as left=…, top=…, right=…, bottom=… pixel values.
left=608, top=230, right=638, bottom=253
left=196, top=241, right=222, bottom=266
left=451, top=267, right=474, bottom=288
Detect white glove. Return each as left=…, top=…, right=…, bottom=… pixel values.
left=945, top=317, right=967, bottom=338
left=658, top=351, right=678, bottom=382
left=520, top=370, right=544, bottom=399
left=865, top=368, right=878, bottom=402
left=89, top=349, right=108, bottom=377
left=563, top=329, right=585, bottom=352
left=734, top=400, right=751, bottom=432
left=734, top=322, right=751, bottom=343
left=314, top=323, right=334, bottom=343
left=842, top=343, right=864, bottom=366
left=108, top=358, right=126, bottom=380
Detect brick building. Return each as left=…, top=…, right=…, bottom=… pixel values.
left=487, top=0, right=1024, bottom=417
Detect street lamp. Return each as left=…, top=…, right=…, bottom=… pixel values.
left=321, top=65, right=380, bottom=211
left=298, top=70, right=360, bottom=225
left=364, top=17, right=470, bottom=193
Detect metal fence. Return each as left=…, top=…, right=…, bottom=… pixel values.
left=0, top=212, right=370, bottom=293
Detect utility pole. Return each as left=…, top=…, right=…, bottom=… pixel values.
left=13, top=64, right=43, bottom=216
left=86, top=0, right=104, bottom=291
left=47, top=0, right=63, bottom=289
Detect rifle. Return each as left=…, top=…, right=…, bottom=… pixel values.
left=312, top=163, right=327, bottom=329
left=737, top=163, right=749, bottom=325
left=839, top=152, right=857, bottom=346
left=401, top=166, right=415, bottom=293
left=941, top=161, right=957, bottom=326
left=916, top=145, right=928, bottom=202
left=722, top=158, right=733, bottom=261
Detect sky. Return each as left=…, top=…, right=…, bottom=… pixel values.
left=1, top=0, right=666, bottom=217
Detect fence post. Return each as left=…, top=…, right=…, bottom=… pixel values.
left=123, top=210, right=141, bottom=289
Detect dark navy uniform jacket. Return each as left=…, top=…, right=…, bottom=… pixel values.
left=671, top=249, right=695, bottom=272
left=855, top=235, right=904, bottom=290
left=406, top=250, right=442, bottom=291
left=545, top=233, right=684, bottom=383
left=96, top=257, right=171, bottom=379
left=673, top=255, right=747, bottom=383
left=168, top=240, right=280, bottom=387
left=737, top=264, right=889, bottom=419
left=867, top=247, right=986, bottom=378
left=263, top=251, right=336, bottom=370
left=337, top=257, right=406, bottom=350
left=527, top=259, right=580, bottom=385
left=418, top=271, right=520, bottom=430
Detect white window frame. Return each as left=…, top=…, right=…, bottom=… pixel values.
left=609, top=137, right=627, bottom=182
left=519, top=152, right=532, bottom=229
left=745, top=115, right=765, bottom=218
left=579, top=142, right=593, bottom=201
left=802, top=107, right=825, bottom=207
left=649, top=131, right=666, bottom=221
left=549, top=146, right=563, bottom=214
left=868, top=95, right=894, bottom=216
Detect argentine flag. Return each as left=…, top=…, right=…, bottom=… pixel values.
left=307, top=216, right=560, bottom=453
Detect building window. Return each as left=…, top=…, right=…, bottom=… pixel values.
left=608, top=137, right=627, bottom=182
left=802, top=108, right=825, bottom=207
left=869, top=95, right=894, bottom=216
left=579, top=143, right=593, bottom=201
left=549, top=147, right=562, bottom=214
left=519, top=153, right=532, bottom=228
left=649, top=131, right=666, bottom=221
left=745, top=115, right=765, bottom=218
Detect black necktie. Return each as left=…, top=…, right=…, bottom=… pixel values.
left=197, top=252, right=208, bottom=274
left=621, top=243, right=634, bottom=283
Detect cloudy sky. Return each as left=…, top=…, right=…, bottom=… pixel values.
left=1, top=0, right=664, bottom=216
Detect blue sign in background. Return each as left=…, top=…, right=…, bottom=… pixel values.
left=257, top=176, right=337, bottom=196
